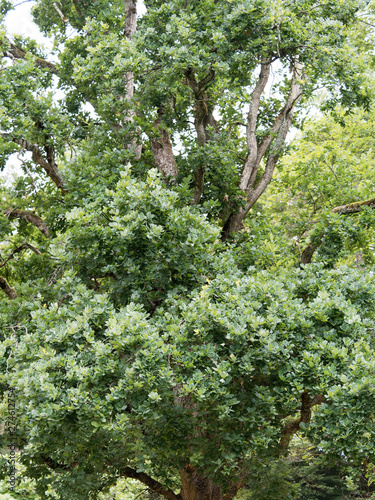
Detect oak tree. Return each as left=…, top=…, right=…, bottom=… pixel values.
left=0, top=1, right=375, bottom=499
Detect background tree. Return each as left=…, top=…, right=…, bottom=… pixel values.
left=264, top=106, right=375, bottom=266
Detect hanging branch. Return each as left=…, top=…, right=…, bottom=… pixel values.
left=4, top=209, right=51, bottom=238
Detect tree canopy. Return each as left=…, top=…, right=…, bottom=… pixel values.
left=1, top=0, right=375, bottom=499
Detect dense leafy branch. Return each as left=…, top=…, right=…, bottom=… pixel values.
left=301, top=196, right=375, bottom=264
left=184, top=65, right=218, bottom=204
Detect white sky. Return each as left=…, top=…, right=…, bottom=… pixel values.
left=5, top=1, right=44, bottom=41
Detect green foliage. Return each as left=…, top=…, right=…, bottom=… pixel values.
left=1, top=0, right=375, bottom=498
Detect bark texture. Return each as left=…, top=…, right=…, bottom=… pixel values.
left=0, top=277, right=17, bottom=299
left=180, top=467, right=242, bottom=500
left=151, top=104, right=178, bottom=178
left=123, top=0, right=142, bottom=159
left=332, top=196, right=375, bottom=214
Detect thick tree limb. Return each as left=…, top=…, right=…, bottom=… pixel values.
left=0, top=243, right=41, bottom=268
left=332, top=197, right=375, bottom=214
left=240, top=59, right=272, bottom=191
left=180, top=465, right=244, bottom=500
left=279, top=393, right=324, bottom=450
left=1, top=135, right=66, bottom=194
left=122, top=0, right=142, bottom=159
left=222, top=63, right=303, bottom=239
left=151, top=105, right=178, bottom=179
left=0, top=277, right=17, bottom=299
left=300, top=239, right=321, bottom=265
left=5, top=209, right=51, bottom=238
left=184, top=66, right=218, bottom=204
left=245, top=65, right=303, bottom=205
left=122, top=467, right=182, bottom=500
left=2, top=37, right=58, bottom=75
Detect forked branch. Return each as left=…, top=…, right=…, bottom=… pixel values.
left=279, top=393, right=324, bottom=450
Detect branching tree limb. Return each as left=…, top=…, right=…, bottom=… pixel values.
left=222, top=63, right=303, bottom=239
left=239, top=59, right=272, bottom=191
left=4, top=209, right=51, bottom=238
left=279, top=393, right=324, bottom=450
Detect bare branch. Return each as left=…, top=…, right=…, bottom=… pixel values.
left=0, top=277, right=17, bottom=299
left=222, top=64, right=303, bottom=239
left=122, top=467, right=182, bottom=500
left=245, top=64, right=303, bottom=207
left=5, top=209, right=51, bottom=238
left=53, top=2, right=69, bottom=23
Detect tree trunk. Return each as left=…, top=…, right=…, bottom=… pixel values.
left=180, top=468, right=241, bottom=500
